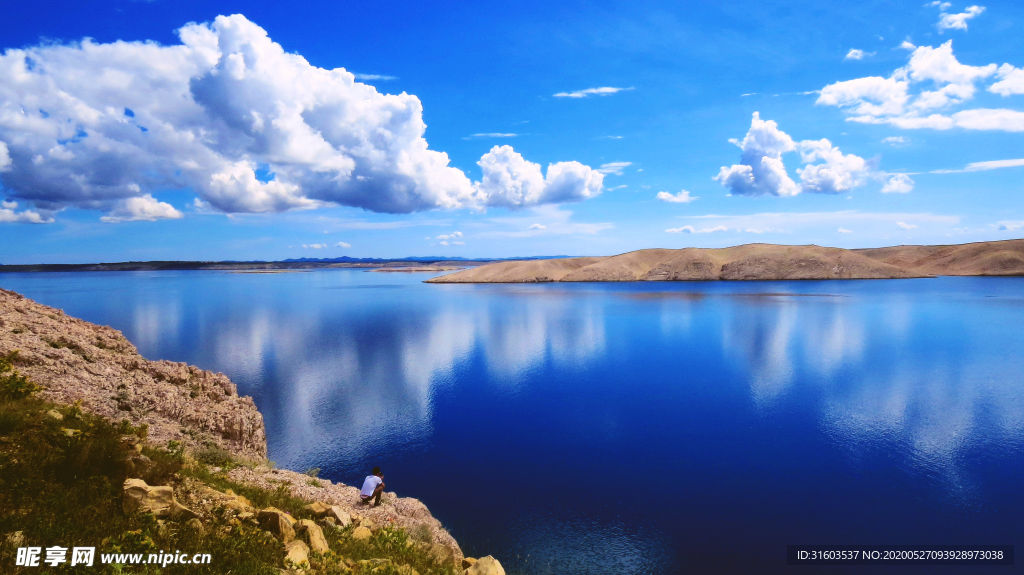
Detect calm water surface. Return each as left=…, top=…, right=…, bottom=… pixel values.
left=2, top=270, right=1022, bottom=574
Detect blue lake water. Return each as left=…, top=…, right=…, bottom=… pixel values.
left=2, top=270, right=1023, bottom=573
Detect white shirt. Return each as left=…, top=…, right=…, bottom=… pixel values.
left=360, top=475, right=383, bottom=497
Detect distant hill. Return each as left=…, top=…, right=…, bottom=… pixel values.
left=426, top=240, right=1024, bottom=283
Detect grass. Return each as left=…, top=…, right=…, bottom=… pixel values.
left=0, top=352, right=460, bottom=574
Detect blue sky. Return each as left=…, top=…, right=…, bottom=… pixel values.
left=0, top=0, right=1022, bottom=263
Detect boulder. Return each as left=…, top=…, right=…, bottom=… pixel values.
left=46, top=409, right=63, bottom=421
left=258, top=508, right=296, bottom=544
left=462, top=558, right=478, bottom=569
left=326, top=505, right=351, bottom=527
left=122, top=478, right=199, bottom=520
left=295, top=519, right=330, bottom=554
left=283, top=540, right=309, bottom=568
left=464, top=556, right=505, bottom=575
left=429, top=544, right=454, bottom=565
left=351, top=526, right=372, bottom=541
left=304, top=502, right=331, bottom=517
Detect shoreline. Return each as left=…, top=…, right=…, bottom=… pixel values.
left=0, top=287, right=467, bottom=564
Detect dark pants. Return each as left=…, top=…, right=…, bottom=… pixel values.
left=361, top=484, right=383, bottom=505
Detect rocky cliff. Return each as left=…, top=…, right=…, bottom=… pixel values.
left=0, top=288, right=266, bottom=458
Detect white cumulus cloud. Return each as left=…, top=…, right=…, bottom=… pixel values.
left=0, top=199, right=52, bottom=223
left=475, top=145, right=603, bottom=209
left=816, top=40, right=1024, bottom=131
left=896, top=221, right=918, bottom=229
left=0, top=15, right=603, bottom=223
left=656, top=190, right=698, bottom=203
left=302, top=243, right=328, bottom=249
left=529, top=223, right=546, bottom=230
left=937, top=5, right=985, bottom=32
left=99, top=194, right=183, bottom=223
left=838, top=227, right=853, bottom=233
left=715, top=113, right=904, bottom=196
left=335, top=241, right=351, bottom=248
left=435, top=231, right=463, bottom=240
left=553, top=87, right=633, bottom=98
left=881, top=173, right=915, bottom=193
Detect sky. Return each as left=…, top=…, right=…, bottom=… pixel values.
left=1, top=0, right=1023, bottom=263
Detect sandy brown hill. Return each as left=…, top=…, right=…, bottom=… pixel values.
left=427, top=244, right=922, bottom=283
left=855, top=239, right=1024, bottom=276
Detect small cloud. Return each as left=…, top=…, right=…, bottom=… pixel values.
left=895, top=221, right=918, bottom=230
left=937, top=5, right=985, bottom=32
left=302, top=243, right=328, bottom=249
left=530, top=223, right=547, bottom=230
left=899, top=40, right=917, bottom=50
left=996, top=220, right=1024, bottom=231
left=0, top=200, right=54, bottom=224
left=932, top=158, right=1024, bottom=173
left=436, top=231, right=463, bottom=240
left=335, top=241, right=351, bottom=248
left=596, top=162, right=632, bottom=175
left=100, top=194, right=183, bottom=223
left=553, top=87, right=634, bottom=98
left=741, top=93, right=757, bottom=97
left=607, top=185, right=628, bottom=191
left=656, top=190, right=698, bottom=203
left=838, top=227, right=853, bottom=233
left=598, top=135, right=624, bottom=140
left=353, top=73, right=397, bottom=81
left=845, top=49, right=874, bottom=60
left=927, top=1, right=952, bottom=10
left=463, top=133, right=519, bottom=139
left=881, top=173, right=915, bottom=193
left=666, top=225, right=728, bottom=234
left=452, top=241, right=465, bottom=245
left=882, top=136, right=909, bottom=146
left=439, top=241, right=449, bottom=246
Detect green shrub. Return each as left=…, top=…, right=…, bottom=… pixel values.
left=0, top=351, right=41, bottom=400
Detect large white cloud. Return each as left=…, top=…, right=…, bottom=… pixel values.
left=99, top=194, right=183, bottom=223
left=715, top=113, right=905, bottom=197
left=0, top=15, right=601, bottom=222
left=816, top=40, right=1023, bottom=131
left=714, top=112, right=800, bottom=197
left=475, top=145, right=603, bottom=209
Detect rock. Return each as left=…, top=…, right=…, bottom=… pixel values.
left=351, top=526, right=372, bottom=541
left=464, top=556, right=505, bottom=575
left=61, top=427, right=81, bottom=437
left=6, top=531, right=25, bottom=547
left=304, top=501, right=331, bottom=517
left=46, top=409, right=63, bottom=421
left=361, top=518, right=375, bottom=530
left=122, top=478, right=198, bottom=520
left=258, top=508, right=296, bottom=544
left=326, top=505, right=351, bottom=527
left=429, top=543, right=454, bottom=565
left=462, top=557, right=478, bottom=569
left=396, top=565, right=420, bottom=575
left=283, top=540, right=309, bottom=568
left=185, top=518, right=205, bottom=536
left=295, top=519, right=330, bottom=554
left=238, top=511, right=255, bottom=521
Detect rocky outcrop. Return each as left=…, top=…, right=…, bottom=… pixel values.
left=464, top=556, right=505, bottom=575
left=122, top=478, right=199, bottom=520
left=0, top=288, right=266, bottom=458
left=229, top=466, right=463, bottom=562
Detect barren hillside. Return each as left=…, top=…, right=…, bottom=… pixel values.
left=855, top=239, right=1024, bottom=276
left=427, top=243, right=924, bottom=283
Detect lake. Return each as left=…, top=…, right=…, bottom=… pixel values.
left=1, top=270, right=1022, bottom=573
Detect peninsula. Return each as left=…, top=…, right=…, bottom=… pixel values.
left=425, top=239, right=1024, bottom=283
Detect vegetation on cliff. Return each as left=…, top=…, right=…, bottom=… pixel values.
left=0, top=352, right=494, bottom=574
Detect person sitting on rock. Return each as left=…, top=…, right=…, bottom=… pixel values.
left=359, top=467, right=385, bottom=506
